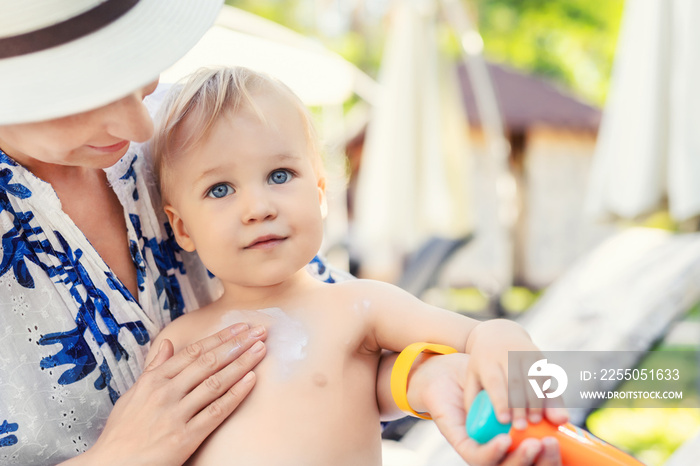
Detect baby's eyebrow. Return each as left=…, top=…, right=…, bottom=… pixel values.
left=193, top=165, right=224, bottom=185
left=271, top=152, right=303, bottom=163
left=192, top=152, right=305, bottom=185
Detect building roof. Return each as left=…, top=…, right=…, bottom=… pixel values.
left=458, top=62, right=601, bottom=133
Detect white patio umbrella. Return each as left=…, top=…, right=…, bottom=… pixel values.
left=585, top=0, right=700, bottom=222
left=161, top=5, right=378, bottom=107
left=352, top=0, right=473, bottom=280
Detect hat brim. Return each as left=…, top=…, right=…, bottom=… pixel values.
left=0, top=0, right=223, bottom=125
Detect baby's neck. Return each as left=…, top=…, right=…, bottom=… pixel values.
left=217, top=269, right=319, bottom=310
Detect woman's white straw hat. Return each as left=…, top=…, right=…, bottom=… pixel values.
left=0, top=0, right=223, bottom=125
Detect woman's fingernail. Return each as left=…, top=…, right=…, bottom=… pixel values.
left=231, top=323, right=249, bottom=334
left=241, top=371, right=255, bottom=384
left=529, top=413, right=542, bottom=424
left=543, top=437, right=558, bottom=448
left=250, top=341, right=265, bottom=353
left=525, top=443, right=541, bottom=462
left=250, top=326, right=265, bottom=337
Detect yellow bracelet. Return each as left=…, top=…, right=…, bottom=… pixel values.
left=390, top=342, right=458, bottom=420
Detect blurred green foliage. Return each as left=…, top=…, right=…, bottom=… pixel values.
left=422, top=285, right=542, bottom=317
left=587, top=342, right=700, bottom=465
left=475, top=0, right=625, bottom=105
left=588, top=408, right=700, bottom=466
left=227, top=0, right=625, bottom=106
left=499, top=286, right=541, bottom=313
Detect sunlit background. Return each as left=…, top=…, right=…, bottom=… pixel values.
left=162, top=1, right=700, bottom=464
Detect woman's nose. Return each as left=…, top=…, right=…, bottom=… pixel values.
left=105, top=92, right=154, bottom=143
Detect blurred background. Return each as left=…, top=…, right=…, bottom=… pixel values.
left=163, top=1, right=700, bottom=464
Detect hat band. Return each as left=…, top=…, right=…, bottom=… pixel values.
left=0, top=0, right=140, bottom=59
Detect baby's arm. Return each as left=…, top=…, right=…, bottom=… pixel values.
left=352, top=279, right=557, bottom=428
left=377, top=352, right=566, bottom=466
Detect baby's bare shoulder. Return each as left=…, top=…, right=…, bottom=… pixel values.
left=320, top=279, right=415, bottom=310
left=327, top=278, right=398, bottom=293
left=154, top=303, right=224, bottom=352
left=173, top=301, right=221, bottom=328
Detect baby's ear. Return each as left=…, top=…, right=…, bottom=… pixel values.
left=317, top=177, right=328, bottom=219
left=164, top=205, right=196, bottom=252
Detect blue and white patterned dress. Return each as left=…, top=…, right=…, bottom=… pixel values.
left=0, top=91, right=341, bottom=464
left=0, top=140, right=220, bottom=463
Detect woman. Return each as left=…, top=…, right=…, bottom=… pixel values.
left=0, top=1, right=561, bottom=465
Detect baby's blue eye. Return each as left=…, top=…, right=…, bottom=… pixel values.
left=207, top=183, right=233, bottom=198
left=269, top=169, right=292, bottom=185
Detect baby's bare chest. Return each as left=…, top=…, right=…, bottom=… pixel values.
left=218, top=305, right=373, bottom=380
left=187, top=305, right=383, bottom=465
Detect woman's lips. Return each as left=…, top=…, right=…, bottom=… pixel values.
left=88, top=140, right=129, bottom=153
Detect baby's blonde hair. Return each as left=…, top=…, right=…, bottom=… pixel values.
left=152, top=66, right=323, bottom=202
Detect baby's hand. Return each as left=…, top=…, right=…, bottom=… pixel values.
left=508, top=358, right=569, bottom=431
left=463, top=319, right=568, bottom=431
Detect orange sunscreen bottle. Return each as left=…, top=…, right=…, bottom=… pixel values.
left=466, top=390, right=645, bottom=465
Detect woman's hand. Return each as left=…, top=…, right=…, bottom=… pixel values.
left=380, top=352, right=565, bottom=466
left=62, top=323, right=266, bottom=466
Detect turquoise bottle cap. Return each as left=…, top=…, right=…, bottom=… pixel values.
left=466, top=390, right=512, bottom=444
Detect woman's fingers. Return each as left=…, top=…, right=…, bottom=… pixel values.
left=144, top=339, right=174, bottom=372
left=183, top=340, right=266, bottom=419
left=449, top=435, right=512, bottom=466
left=86, top=324, right=268, bottom=465
left=170, top=325, right=266, bottom=397
left=497, top=437, right=563, bottom=466
left=433, top=403, right=512, bottom=465
left=535, top=437, right=562, bottom=465
left=154, top=323, right=257, bottom=379
left=186, top=341, right=266, bottom=436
